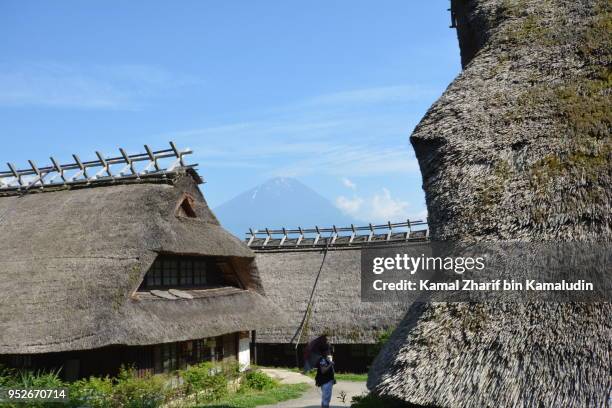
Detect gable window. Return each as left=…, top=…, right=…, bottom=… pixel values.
left=141, top=255, right=231, bottom=290
left=176, top=195, right=197, bottom=218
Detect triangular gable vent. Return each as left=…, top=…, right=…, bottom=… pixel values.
left=177, top=194, right=197, bottom=218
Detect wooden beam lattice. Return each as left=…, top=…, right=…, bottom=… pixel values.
left=246, top=219, right=429, bottom=249
left=0, top=141, right=195, bottom=192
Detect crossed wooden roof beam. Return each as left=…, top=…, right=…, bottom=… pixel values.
left=0, top=141, right=195, bottom=192
left=246, top=220, right=429, bottom=249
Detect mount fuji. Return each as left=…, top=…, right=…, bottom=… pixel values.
left=213, top=177, right=358, bottom=237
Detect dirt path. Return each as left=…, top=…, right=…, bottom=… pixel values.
left=260, top=369, right=367, bottom=408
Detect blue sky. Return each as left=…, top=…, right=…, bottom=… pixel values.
left=0, top=1, right=460, bottom=225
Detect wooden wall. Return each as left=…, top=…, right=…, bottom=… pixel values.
left=0, top=333, right=241, bottom=381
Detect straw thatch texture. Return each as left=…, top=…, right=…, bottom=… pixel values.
left=413, top=0, right=611, bottom=241
left=368, top=1, right=611, bottom=407
left=370, top=302, right=611, bottom=407
left=255, top=247, right=408, bottom=344
left=121, top=289, right=281, bottom=345
left=0, top=172, right=279, bottom=354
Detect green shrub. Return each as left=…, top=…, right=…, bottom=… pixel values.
left=240, top=370, right=278, bottom=391
left=181, top=362, right=228, bottom=402
left=14, top=368, right=65, bottom=389
left=0, top=365, right=16, bottom=387
left=69, top=376, right=114, bottom=408
left=372, top=327, right=394, bottom=355
left=111, top=366, right=170, bottom=408
left=0, top=365, right=175, bottom=408
left=216, top=360, right=241, bottom=381
left=0, top=367, right=65, bottom=408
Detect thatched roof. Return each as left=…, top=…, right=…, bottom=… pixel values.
left=0, top=170, right=282, bottom=354
left=369, top=301, right=611, bottom=407
left=368, top=1, right=611, bottom=407
left=254, top=246, right=409, bottom=344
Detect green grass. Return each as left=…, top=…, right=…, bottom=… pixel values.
left=194, top=383, right=310, bottom=408
left=281, top=367, right=368, bottom=382
left=335, top=373, right=368, bottom=382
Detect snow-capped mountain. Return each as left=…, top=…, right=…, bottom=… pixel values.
left=214, top=177, right=358, bottom=237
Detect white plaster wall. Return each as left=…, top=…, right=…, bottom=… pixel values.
left=238, top=335, right=250, bottom=371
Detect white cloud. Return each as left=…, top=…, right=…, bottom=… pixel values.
left=341, top=177, right=357, bottom=190
left=335, top=187, right=421, bottom=223
left=335, top=195, right=363, bottom=214
left=371, top=188, right=410, bottom=221
left=174, top=118, right=421, bottom=177
left=0, top=70, right=127, bottom=109
left=155, top=80, right=434, bottom=179
left=269, top=145, right=419, bottom=178
left=304, top=85, right=438, bottom=107
left=0, top=62, right=197, bottom=109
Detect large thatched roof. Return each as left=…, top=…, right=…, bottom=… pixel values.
left=368, top=1, right=611, bottom=407
left=0, top=171, right=282, bottom=354
left=253, top=245, right=410, bottom=344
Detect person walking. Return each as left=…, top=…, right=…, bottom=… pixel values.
left=315, top=339, right=336, bottom=408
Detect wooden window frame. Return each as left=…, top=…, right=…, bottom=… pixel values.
left=140, top=255, right=232, bottom=290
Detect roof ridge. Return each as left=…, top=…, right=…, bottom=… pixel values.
left=0, top=141, right=201, bottom=195
left=245, top=220, right=429, bottom=249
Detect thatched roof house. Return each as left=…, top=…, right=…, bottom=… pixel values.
left=247, top=223, right=427, bottom=372
left=0, top=144, right=282, bottom=379
left=368, top=1, right=611, bottom=407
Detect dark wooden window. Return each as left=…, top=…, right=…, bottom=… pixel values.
left=164, top=259, right=178, bottom=286
left=134, top=346, right=154, bottom=377
left=141, top=255, right=232, bottom=290
left=194, top=259, right=207, bottom=285
left=161, top=343, right=178, bottom=372
left=152, top=336, right=226, bottom=374
left=179, top=260, right=193, bottom=286
left=146, top=261, right=162, bottom=287
left=193, top=339, right=207, bottom=362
